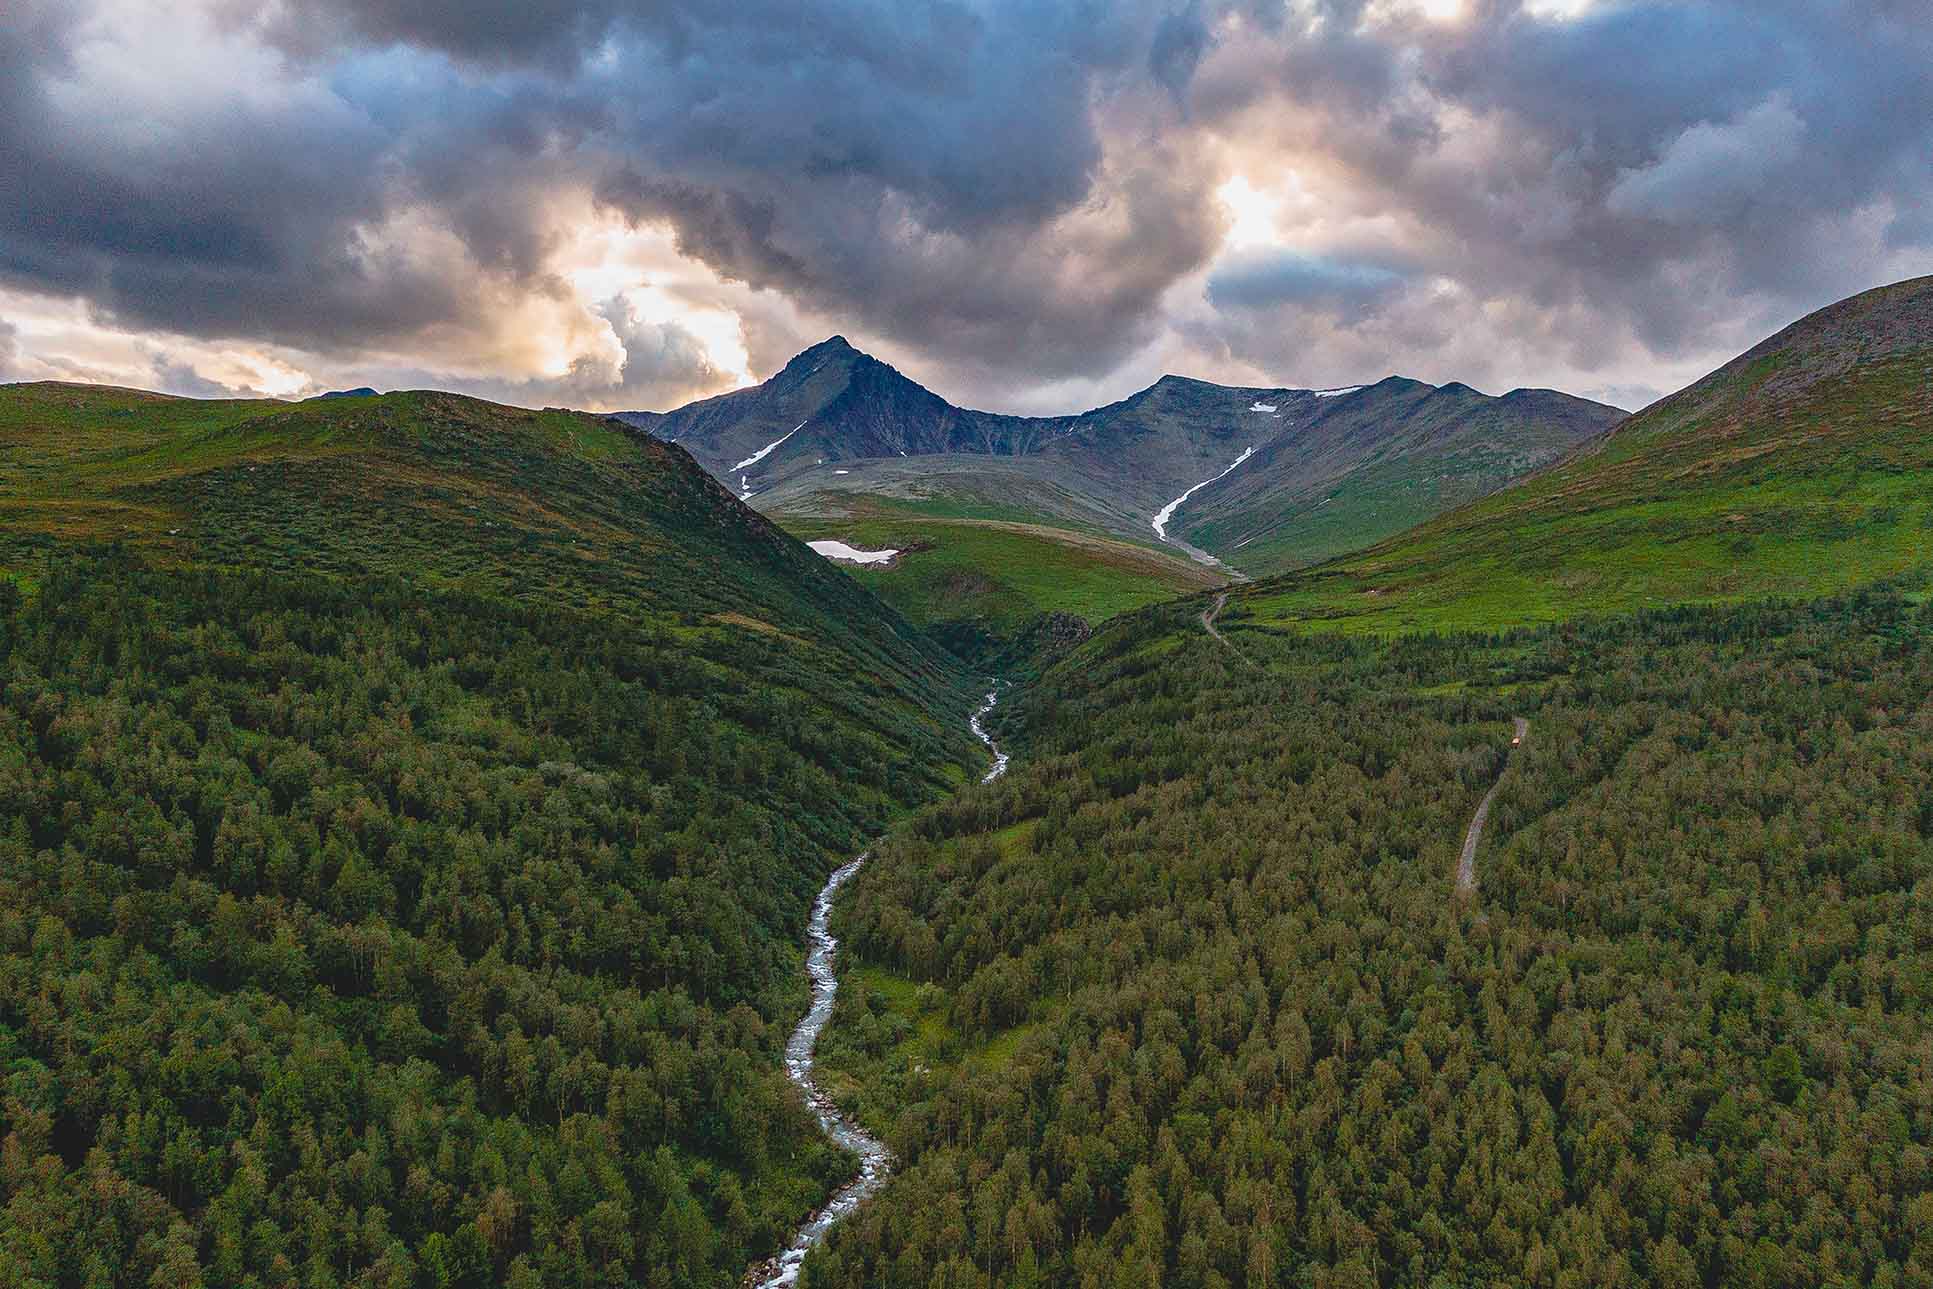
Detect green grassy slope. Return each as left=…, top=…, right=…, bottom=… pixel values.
left=777, top=505, right=1224, bottom=640
left=0, top=380, right=981, bottom=1288
left=1, top=385, right=938, bottom=667
left=761, top=458, right=1223, bottom=654
left=755, top=452, right=1150, bottom=538
left=1189, top=384, right=1622, bottom=575
left=1233, top=276, right=1933, bottom=634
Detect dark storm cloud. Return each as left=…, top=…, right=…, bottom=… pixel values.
left=1150, top=6, right=1210, bottom=102
left=0, top=1, right=474, bottom=351
left=1403, top=0, right=1933, bottom=344
left=2, top=0, right=1929, bottom=405
left=5, top=0, right=1216, bottom=384
left=570, top=0, right=1226, bottom=377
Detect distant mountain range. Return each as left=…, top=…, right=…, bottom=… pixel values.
left=617, top=338, right=1625, bottom=575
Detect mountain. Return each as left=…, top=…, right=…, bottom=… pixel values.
left=615, top=336, right=1051, bottom=486
left=616, top=339, right=1622, bottom=642
left=619, top=342, right=1622, bottom=568
left=1184, top=378, right=1623, bottom=570
left=0, top=380, right=983, bottom=1287
left=1228, top=273, right=1933, bottom=633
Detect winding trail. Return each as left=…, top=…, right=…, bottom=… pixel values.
left=1456, top=717, right=1529, bottom=896
left=749, top=685, right=1008, bottom=1287
left=1200, top=593, right=1253, bottom=666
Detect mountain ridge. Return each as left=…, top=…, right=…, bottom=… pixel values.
left=616, top=339, right=1626, bottom=577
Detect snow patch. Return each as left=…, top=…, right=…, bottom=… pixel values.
left=732, top=423, right=806, bottom=472
left=1249, top=402, right=1277, bottom=413
left=834, top=469, right=851, bottom=475
left=1152, top=447, right=1256, bottom=542
left=1314, top=385, right=1365, bottom=398
left=809, top=540, right=898, bottom=565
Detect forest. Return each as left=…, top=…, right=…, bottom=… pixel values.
left=4, top=388, right=1931, bottom=1289
left=805, top=583, right=1933, bottom=1288
left=0, top=555, right=973, bottom=1289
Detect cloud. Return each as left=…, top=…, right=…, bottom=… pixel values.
left=1207, top=252, right=1406, bottom=313
left=436, top=297, right=729, bottom=410
left=0, top=0, right=1927, bottom=416
left=1149, top=6, right=1210, bottom=103
left=1606, top=94, right=1806, bottom=226
left=151, top=357, right=250, bottom=399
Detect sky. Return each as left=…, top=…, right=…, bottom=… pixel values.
left=2, top=0, right=1928, bottom=415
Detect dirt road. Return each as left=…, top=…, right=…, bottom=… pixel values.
left=1201, top=593, right=1253, bottom=664
left=1456, top=716, right=1529, bottom=896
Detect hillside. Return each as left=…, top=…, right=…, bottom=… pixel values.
left=1186, top=379, right=1623, bottom=571
left=617, top=341, right=1622, bottom=616
left=1235, top=275, right=1933, bottom=634
left=0, top=381, right=982, bottom=1287
left=780, top=505, right=1224, bottom=660
left=806, top=579, right=1933, bottom=1288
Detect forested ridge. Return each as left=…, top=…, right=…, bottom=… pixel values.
left=808, top=583, right=1933, bottom=1288
left=0, top=379, right=984, bottom=1289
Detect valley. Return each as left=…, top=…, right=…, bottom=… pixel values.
left=751, top=688, right=1010, bottom=1289
left=7, top=4, right=1928, bottom=1286
left=0, top=275, right=1927, bottom=1289
left=617, top=338, right=1624, bottom=649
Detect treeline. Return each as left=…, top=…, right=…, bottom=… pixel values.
left=0, top=556, right=968, bottom=1288
left=809, top=586, right=1933, bottom=1287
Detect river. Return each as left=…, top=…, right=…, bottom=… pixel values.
left=748, top=683, right=1008, bottom=1286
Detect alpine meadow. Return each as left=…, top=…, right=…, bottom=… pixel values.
left=3, top=3, right=1932, bottom=1288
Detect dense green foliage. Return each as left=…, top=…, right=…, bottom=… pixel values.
left=0, top=558, right=974, bottom=1288
left=807, top=583, right=1933, bottom=1287
left=0, top=380, right=984, bottom=1288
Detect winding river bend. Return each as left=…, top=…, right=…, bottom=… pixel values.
left=749, top=684, right=1009, bottom=1287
